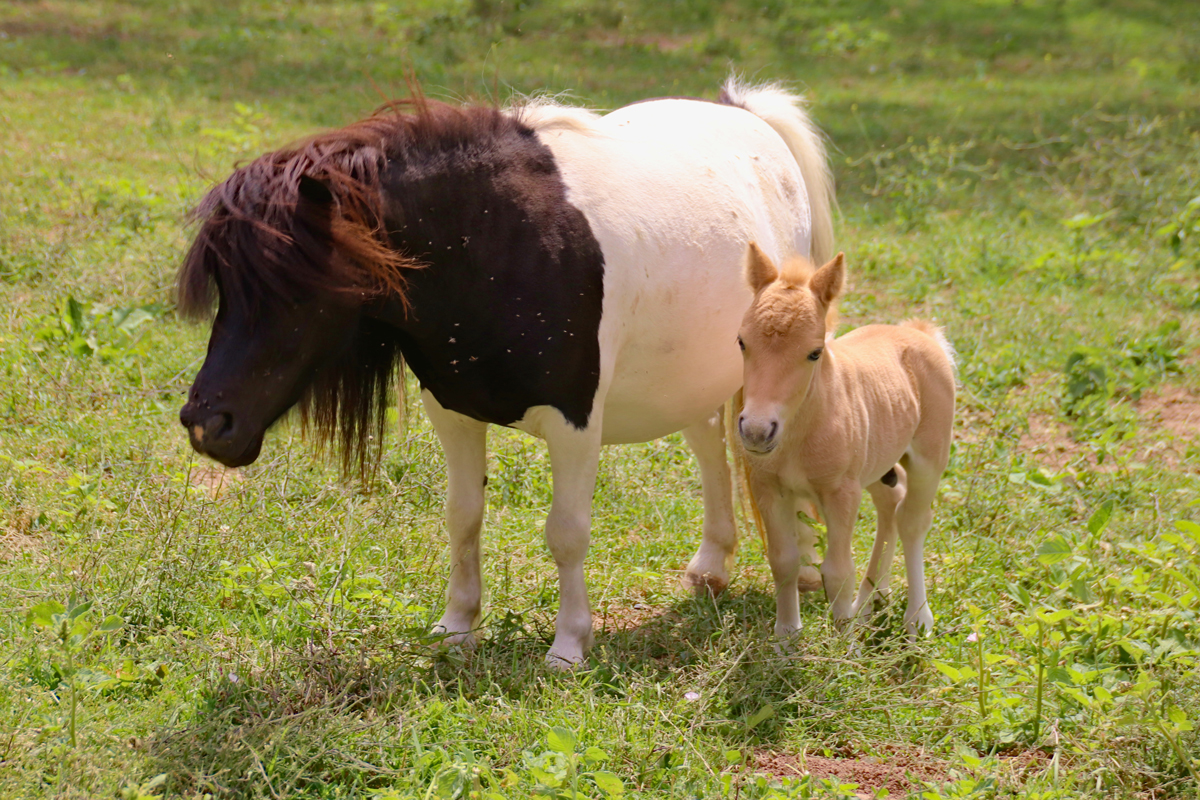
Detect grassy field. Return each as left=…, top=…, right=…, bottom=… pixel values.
left=1, top=1, right=1199, bottom=798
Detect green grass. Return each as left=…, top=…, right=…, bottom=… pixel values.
left=1, top=1, right=1199, bottom=798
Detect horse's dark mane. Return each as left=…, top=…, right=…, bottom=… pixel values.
left=178, top=97, right=529, bottom=474
left=177, top=97, right=524, bottom=319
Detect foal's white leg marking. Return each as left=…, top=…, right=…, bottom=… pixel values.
left=819, top=483, right=863, bottom=625
left=853, top=466, right=906, bottom=619
left=896, top=457, right=941, bottom=636
left=682, top=410, right=738, bottom=596
left=424, top=391, right=489, bottom=646
left=754, top=481, right=803, bottom=638
left=539, top=416, right=604, bottom=668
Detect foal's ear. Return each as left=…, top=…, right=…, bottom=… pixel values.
left=297, top=174, right=335, bottom=206
left=810, top=252, right=845, bottom=306
left=743, top=242, right=779, bottom=293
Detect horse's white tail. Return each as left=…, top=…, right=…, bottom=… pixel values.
left=902, top=319, right=958, bottom=374
left=719, top=77, right=836, bottom=265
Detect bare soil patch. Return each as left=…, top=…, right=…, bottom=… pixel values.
left=1136, top=384, right=1200, bottom=445
left=757, top=747, right=949, bottom=797
left=1, top=510, right=40, bottom=560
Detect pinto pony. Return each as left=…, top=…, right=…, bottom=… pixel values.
left=177, top=80, right=835, bottom=666
left=734, top=244, right=955, bottom=638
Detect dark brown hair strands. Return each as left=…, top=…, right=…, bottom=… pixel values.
left=177, top=98, right=527, bottom=475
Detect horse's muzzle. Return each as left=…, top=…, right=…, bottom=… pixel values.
left=180, top=402, right=263, bottom=468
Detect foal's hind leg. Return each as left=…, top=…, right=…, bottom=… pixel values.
left=425, top=392, right=489, bottom=647
left=682, top=410, right=738, bottom=596
left=852, top=465, right=906, bottom=620
left=895, top=452, right=946, bottom=636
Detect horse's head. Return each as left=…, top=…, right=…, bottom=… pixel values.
left=736, top=244, right=844, bottom=454
left=178, top=159, right=411, bottom=470
left=180, top=287, right=361, bottom=468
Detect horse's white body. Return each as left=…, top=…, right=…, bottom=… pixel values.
left=426, top=81, right=835, bottom=664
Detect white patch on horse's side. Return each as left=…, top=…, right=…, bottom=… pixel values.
left=527, top=95, right=816, bottom=446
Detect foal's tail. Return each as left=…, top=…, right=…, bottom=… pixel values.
left=718, top=77, right=837, bottom=265
left=724, top=388, right=767, bottom=547
left=902, top=319, right=958, bottom=375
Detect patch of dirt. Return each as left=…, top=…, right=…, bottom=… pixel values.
left=1, top=510, right=40, bottom=560
left=757, top=747, right=949, bottom=798
left=190, top=465, right=242, bottom=498
left=1136, top=384, right=1200, bottom=445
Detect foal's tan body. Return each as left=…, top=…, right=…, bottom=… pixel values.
left=735, top=245, right=956, bottom=637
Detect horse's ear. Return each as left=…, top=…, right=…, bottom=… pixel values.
left=298, top=174, right=334, bottom=206
left=743, top=242, right=778, bottom=293
left=810, top=252, right=845, bottom=306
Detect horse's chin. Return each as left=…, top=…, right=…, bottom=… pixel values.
left=196, top=434, right=264, bottom=469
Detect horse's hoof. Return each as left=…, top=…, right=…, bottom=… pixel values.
left=684, top=570, right=729, bottom=597
left=430, top=622, right=477, bottom=650
left=905, top=609, right=935, bottom=638
left=545, top=648, right=585, bottom=670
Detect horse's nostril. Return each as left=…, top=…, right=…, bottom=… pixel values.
left=768, top=421, right=778, bottom=440
left=204, top=412, right=234, bottom=441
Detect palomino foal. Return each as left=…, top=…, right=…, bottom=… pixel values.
left=735, top=244, right=956, bottom=638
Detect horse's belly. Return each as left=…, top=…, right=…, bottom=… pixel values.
left=598, top=275, right=747, bottom=443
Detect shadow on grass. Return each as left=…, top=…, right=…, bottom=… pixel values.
left=146, top=588, right=934, bottom=796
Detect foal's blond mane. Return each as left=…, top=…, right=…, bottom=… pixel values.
left=764, top=254, right=840, bottom=334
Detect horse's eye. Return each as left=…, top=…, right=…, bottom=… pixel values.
left=807, top=348, right=823, bottom=362
left=737, top=336, right=745, bottom=352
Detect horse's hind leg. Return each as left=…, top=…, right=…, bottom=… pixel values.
left=852, top=465, right=906, bottom=620
left=682, top=410, right=738, bottom=596
left=425, top=391, right=489, bottom=647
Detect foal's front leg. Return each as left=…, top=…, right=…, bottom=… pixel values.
left=819, top=482, right=864, bottom=625
left=753, top=478, right=804, bottom=638
left=424, top=392, right=489, bottom=646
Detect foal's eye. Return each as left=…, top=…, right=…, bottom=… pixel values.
left=737, top=336, right=745, bottom=352
left=807, top=348, right=823, bottom=362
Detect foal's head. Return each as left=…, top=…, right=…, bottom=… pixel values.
left=736, top=243, right=845, bottom=454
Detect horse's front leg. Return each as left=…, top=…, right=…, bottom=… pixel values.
left=819, top=482, right=864, bottom=625
left=540, top=415, right=604, bottom=668
left=682, top=409, right=738, bottom=596
left=424, top=391, right=488, bottom=647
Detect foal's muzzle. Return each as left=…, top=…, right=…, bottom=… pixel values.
left=738, top=414, right=779, bottom=454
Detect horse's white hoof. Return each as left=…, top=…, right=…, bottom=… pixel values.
left=431, top=616, right=478, bottom=649
left=545, top=647, right=585, bottom=670
left=905, top=608, right=935, bottom=637
left=797, top=566, right=822, bottom=594
left=684, top=552, right=730, bottom=596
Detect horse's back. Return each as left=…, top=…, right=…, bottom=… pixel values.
left=836, top=324, right=956, bottom=420
left=530, top=99, right=813, bottom=443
